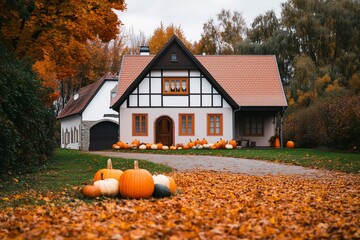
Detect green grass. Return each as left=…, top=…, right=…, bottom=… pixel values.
left=115, top=148, right=360, bottom=174
left=0, top=149, right=172, bottom=207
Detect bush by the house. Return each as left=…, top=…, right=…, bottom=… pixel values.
left=283, top=95, right=360, bottom=150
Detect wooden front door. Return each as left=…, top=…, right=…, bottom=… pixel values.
left=155, top=116, right=173, bottom=146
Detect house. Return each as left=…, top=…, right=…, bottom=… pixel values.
left=110, top=36, right=287, bottom=147
left=57, top=72, right=119, bottom=150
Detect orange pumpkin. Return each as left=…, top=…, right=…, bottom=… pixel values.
left=275, top=138, right=280, bottom=148
left=157, top=142, right=163, bottom=149
left=116, top=141, right=124, bottom=148
left=146, top=143, right=152, bottom=149
left=119, top=161, right=154, bottom=199
left=229, top=139, right=237, bottom=148
left=188, top=139, right=195, bottom=148
left=219, top=138, right=226, bottom=148
left=167, top=176, right=177, bottom=193
left=132, top=139, right=140, bottom=147
left=286, top=140, right=295, bottom=148
left=170, top=145, right=176, bottom=150
left=200, top=138, right=208, bottom=145
left=213, top=142, right=221, bottom=149
left=122, top=143, right=131, bottom=149
left=194, top=138, right=201, bottom=145
left=210, top=145, right=217, bottom=150
left=82, top=185, right=101, bottom=198
left=94, top=159, right=123, bottom=181
left=183, top=145, right=190, bottom=150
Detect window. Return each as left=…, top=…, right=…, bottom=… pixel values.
left=207, top=114, right=223, bottom=136
left=245, top=117, right=263, bottom=136
left=132, top=114, right=148, bottom=136
left=163, top=77, right=188, bottom=94
left=179, top=114, right=194, bottom=135
left=171, top=53, right=178, bottom=62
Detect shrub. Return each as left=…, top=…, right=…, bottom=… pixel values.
left=0, top=44, right=56, bottom=176
left=284, top=95, right=360, bottom=150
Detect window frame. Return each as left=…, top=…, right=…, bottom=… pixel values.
left=207, top=114, right=223, bottom=136
left=132, top=113, right=148, bottom=136
left=244, top=117, right=264, bottom=136
left=162, top=77, right=189, bottom=95
left=178, top=113, right=195, bottom=136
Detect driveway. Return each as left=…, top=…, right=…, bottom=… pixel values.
left=88, top=151, right=328, bottom=177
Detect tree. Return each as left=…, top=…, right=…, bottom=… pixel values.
left=0, top=0, right=126, bottom=105
left=122, top=27, right=147, bottom=55
left=148, top=23, right=192, bottom=54
left=247, top=10, right=279, bottom=44
left=197, top=9, right=246, bottom=55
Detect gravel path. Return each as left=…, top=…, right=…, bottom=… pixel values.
left=88, top=151, right=328, bottom=177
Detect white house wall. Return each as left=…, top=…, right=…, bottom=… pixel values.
left=83, top=81, right=119, bottom=122
left=60, top=115, right=81, bottom=149
left=119, top=107, right=233, bottom=145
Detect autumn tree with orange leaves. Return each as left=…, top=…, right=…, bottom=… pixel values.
left=148, top=23, right=193, bottom=54
left=0, top=0, right=126, bottom=106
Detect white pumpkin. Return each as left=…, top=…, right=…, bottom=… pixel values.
left=139, top=144, right=147, bottom=150
left=151, top=144, right=158, bottom=150
left=225, top=144, right=234, bottom=149
left=94, top=177, right=119, bottom=196
left=152, top=174, right=170, bottom=188
left=177, top=147, right=182, bottom=150
left=162, top=146, right=169, bottom=150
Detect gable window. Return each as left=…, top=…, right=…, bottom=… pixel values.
left=179, top=114, right=194, bottom=135
left=132, top=114, right=148, bottom=136
left=207, top=114, right=223, bottom=136
left=245, top=117, right=263, bottom=136
left=171, top=53, right=178, bottom=62
left=163, top=77, right=188, bottom=94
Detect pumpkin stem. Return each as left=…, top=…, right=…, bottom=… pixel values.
left=107, top=158, right=113, bottom=169
left=101, top=172, right=104, bottom=180
left=134, top=160, right=139, bottom=170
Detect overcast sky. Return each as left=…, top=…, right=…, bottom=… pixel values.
left=116, top=0, right=285, bottom=43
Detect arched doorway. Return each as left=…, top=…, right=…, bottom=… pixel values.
left=89, top=121, right=118, bottom=151
left=155, top=116, right=173, bottom=146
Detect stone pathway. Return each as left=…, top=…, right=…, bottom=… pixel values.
left=88, top=151, right=329, bottom=177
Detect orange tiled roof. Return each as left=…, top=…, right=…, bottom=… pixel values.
left=111, top=55, right=287, bottom=108
left=58, top=72, right=117, bottom=119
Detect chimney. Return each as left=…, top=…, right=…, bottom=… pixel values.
left=140, top=46, right=150, bottom=55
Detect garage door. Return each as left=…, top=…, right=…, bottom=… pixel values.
left=89, top=121, right=118, bottom=151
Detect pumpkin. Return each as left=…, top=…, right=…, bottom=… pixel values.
left=152, top=174, right=170, bottom=188
left=229, top=139, right=237, bottom=148
left=210, top=145, right=217, bottom=150
left=170, top=145, right=176, bottom=150
left=94, top=173, right=119, bottom=196
left=119, top=161, right=154, bottom=199
left=131, top=139, right=140, bottom=147
left=94, top=159, right=123, bottom=181
left=152, top=184, right=171, bottom=198
left=122, top=143, right=131, bottom=149
left=157, top=143, right=163, bottom=149
left=213, top=142, right=221, bottom=149
left=146, top=143, right=152, bottom=149
left=167, top=176, right=177, bottom=193
left=151, top=144, right=158, bottom=150
left=286, top=140, right=295, bottom=148
left=82, top=184, right=101, bottom=198
left=225, top=144, right=234, bottom=149
left=187, top=139, right=195, bottom=148
left=275, top=137, right=280, bottom=148
left=162, top=146, right=169, bottom=150
left=201, top=138, right=208, bottom=145
left=116, top=141, right=124, bottom=148
left=219, top=138, right=227, bottom=148
left=183, top=145, right=189, bottom=150
left=194, top=138, right=201, bottom=145
left=177, top=147, right=183, bottom=150
left=139, top=144, right=147, bottom=150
